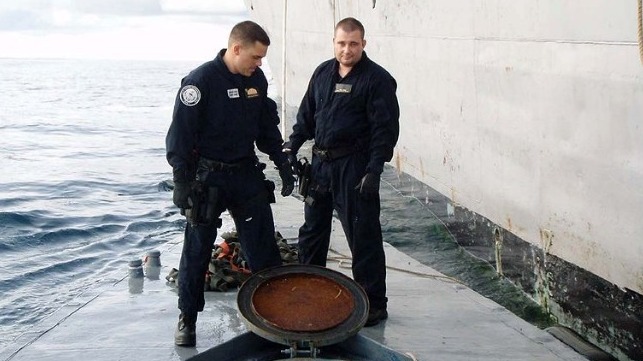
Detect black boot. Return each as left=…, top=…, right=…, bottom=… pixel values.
left=174, top=313, right=197, bottom=346
left=364, top=307, right=388, bottom=327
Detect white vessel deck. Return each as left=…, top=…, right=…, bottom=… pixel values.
left=0, top=196, right=588, bottom=361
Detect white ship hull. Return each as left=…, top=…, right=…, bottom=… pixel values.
left=244, top=1, right=643, bottom=360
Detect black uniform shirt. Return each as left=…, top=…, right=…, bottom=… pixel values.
left=166, top=49, right=287, bottom=176
left=289, top=52, right=400, bottom=175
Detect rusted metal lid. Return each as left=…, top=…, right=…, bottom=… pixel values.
left=251, top=272, right=355, bottom=332
left=237, top=264, right=368, bottom=347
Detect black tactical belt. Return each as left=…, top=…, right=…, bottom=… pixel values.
left=199, top=157, right=252, bottom=172
left=312, top=144, right=358, bottom=161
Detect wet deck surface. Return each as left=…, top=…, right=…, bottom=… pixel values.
left=0, top=196, right=587, bottom=361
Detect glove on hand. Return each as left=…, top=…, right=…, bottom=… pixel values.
left=282, top=141, right=298, bottom=175
left=354, top=173, right=380, bottom=198
left=278, top=162, right=296, bottom=197
left=172, top=181, right=192, bottom=209
left=172, top=166, right=193, bottom=209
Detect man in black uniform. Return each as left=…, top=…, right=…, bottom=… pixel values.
left=166, top=21, right=295, bottom=347
left=284, top=17, right=400, bottom=327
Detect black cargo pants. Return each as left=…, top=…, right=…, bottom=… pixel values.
left=297, top=151, right=388, bottom=310
left=177, top=159, right=282, bottom=315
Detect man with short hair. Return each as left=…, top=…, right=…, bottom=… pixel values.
left=284, top=17, right=400, bottom=327
left=166, top=20, right=295, bottom=346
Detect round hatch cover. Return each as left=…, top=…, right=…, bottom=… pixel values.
left=252, top=272, right=355, bottom=332
left=237, top=264, right=368, bottom=347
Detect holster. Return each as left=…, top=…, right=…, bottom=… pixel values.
left=182, top=182, right=222, bottom=228
left=295, top=157, right=314, bottom=205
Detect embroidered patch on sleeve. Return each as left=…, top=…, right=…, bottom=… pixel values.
left=180, top=85, right=201, bottom=106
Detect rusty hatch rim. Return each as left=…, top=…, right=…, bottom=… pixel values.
left=237, top=264, right=369, bottom=347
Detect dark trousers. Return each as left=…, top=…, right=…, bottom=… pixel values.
left=297, top=153, right=388, bottom=310
left=177, top=164, right=282, bottom=315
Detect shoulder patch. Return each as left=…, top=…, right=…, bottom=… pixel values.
left=180, top=85, right=201, bottom=106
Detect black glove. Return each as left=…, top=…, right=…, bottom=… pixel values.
left=172, top=181, right=192, bottom=209
left=354, top=173, right=380, bottom=198
left=278, top=162, right=296, bottom=197
left=172, top=166, right=193, bottom=209
left=282, top=141, right=298, bottom=175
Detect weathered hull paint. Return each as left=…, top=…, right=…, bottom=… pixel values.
left=380, top=168, right=642, bottom=360
left=244, top=1, right=643, bottom=360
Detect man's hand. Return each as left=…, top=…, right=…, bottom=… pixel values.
left=354, top=173, right=380, bottom=198
left=278, top=162, right=296, bottom=197
left=172, top=181, right=192, bottom=209
left=172, top=167, right=193, bottom=209
left=282, top=141, right=298, bottom=175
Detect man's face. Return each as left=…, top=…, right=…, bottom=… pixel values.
left=333, top=28, right=365, bottom=67
left=235, top=41, right=267, bottom=77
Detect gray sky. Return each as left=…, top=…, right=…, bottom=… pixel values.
left=0, top=0, right=249, bottom=60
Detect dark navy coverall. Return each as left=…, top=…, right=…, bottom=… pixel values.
left=287, top=52, right=400, bottom=310
left=166, top=49, right=288, bottom=316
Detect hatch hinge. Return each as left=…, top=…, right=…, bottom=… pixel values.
left=282, top=340, right=320, bottom=358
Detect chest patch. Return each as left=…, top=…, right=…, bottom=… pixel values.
left=245, top=87, right=259, bottom=98
left=334, top=83, right=352, bottom=93
left=227, top=88, right=240, bottom=99
left=180, top=85, right=201, bottom=106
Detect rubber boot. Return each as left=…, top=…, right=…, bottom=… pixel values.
left=174, top=313, right=197, bottom=346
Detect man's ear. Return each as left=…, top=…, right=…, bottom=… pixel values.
left=232, top=43, right=241, bottom=55
left=362, top=39, right=367, bottom=48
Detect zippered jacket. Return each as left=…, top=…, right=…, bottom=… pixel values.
left=288, top=52, right=400, bottom=175
left=166, top=49, right=287, bottom=179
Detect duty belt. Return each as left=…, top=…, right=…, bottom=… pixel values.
left=312, top=144, right=358, bottom=161
left=199, top=157, right=252, bottom=172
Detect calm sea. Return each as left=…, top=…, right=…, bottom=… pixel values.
left=0, top=58, right=208, bottom=350
left=0, top=57, right=549, bottom=353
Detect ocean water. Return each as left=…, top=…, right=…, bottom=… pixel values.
left=0, top=57, right=551, bottom=354
left=0, top=58, right=208, bottom=350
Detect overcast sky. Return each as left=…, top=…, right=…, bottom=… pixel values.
left=0, top=0, right=250, bottom=61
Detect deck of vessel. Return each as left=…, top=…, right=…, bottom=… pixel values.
left=0, top=195, right=587, bottom=361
